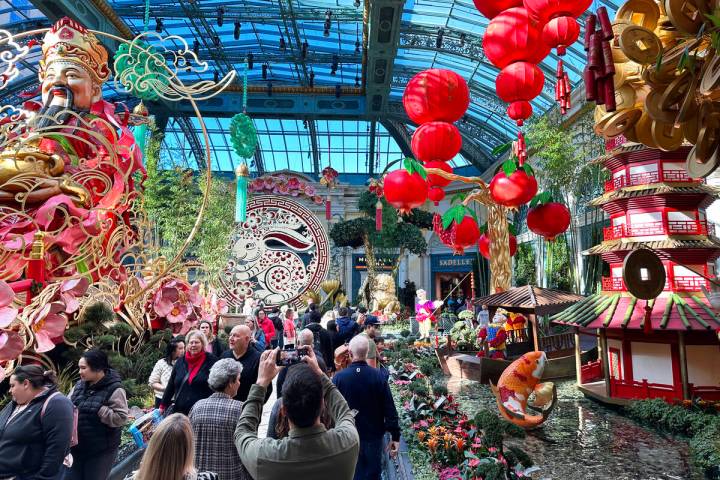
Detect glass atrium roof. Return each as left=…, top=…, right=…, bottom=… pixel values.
left=0, top=0, right=621, bottom=175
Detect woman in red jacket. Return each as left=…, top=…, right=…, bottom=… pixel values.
left=255, top=309, right=275, bottom=349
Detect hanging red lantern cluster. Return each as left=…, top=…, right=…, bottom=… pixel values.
left=404, top=69, right=470, bottom=206
left=583, top=8, right=616, bottom=112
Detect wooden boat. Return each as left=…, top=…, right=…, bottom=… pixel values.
left=437, top=345, right=598, bottom=384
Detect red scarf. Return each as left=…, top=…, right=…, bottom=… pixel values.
left=185, top=350, right=206, bottom=384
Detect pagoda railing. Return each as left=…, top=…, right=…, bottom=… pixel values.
left=602, top=276, right=709, bottom=292
left=604, top=169, right=697, bottom=192
left=603, top=220, right=712, bottom=240
left=608, top=378, right=720, bottom=401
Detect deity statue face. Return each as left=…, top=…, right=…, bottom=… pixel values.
left=40, top=62, right=101, bottom=112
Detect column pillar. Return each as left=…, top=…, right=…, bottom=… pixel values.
left=599, top=329, right=610, bottom=396
left=574, top=328, right=582, bottom=386
left=678, top=331, right=690, bottom=400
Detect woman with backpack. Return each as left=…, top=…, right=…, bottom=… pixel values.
left=0, top=365, right=75, bottom=480
left=67, top=349, right=129, bottom=480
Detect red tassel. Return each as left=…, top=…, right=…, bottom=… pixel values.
left=643, top=302, right=653, bottom=335
left=375, top=200, right=382, bottom=231
left=325, top=196, right=331, bottom=220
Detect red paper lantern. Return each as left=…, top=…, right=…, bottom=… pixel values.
left=424, top=160, right=453, bottom=188
left=542, top=16, right=580, bottom=55
left=524, top=0, right=592, bottom=23
left=496, top=62, right=545, bottom=104
left=527, top=202, right=571, bottom=240
left=473, top=0, right=523, bottom=19
left=484, top=7, right=550, bottom=69
left=411, top=122, right=462, bottom=162
left=428, top=186, right=446, bottom=205
left=507, top=101, right=533, bottom=126
left=402, top=69, right=470, bottom=124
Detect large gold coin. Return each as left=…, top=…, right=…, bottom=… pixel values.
left=616, top=0, right=661, bottom=29
left=614, top=61, right=643, bottom=88
left=635, top=112, right=659, bottom=148
left=687, top=144, right=720, bottom=177
left=659, top=71, right=692, bottom=111
left=594, top=110, right=617, bottom=135
left=645, top=90, right=678, bottom=122
left=683, top=115, right=700, bottom=143
left=665, top=0, right=706, bottom=34
left=651, top=120, right=685, bottom=151
left=696, top=125, right=720, bottom=161
left=616, top=84, right=638, bottom=109
left=612, top=22, right=632, bottom=63
left=605, top=109, right=643, bottom=137
left=624, top=124, right=640, bottom=142
left=700, top=54, right=720, bottom=97
left=675, top=74, right=699, bottom=123
left=620, top=25, right=664, bottom=64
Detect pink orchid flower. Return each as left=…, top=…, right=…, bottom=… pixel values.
left=59, top=277, right=90, bottom=314
left=0, top=330, right=24, bottom=361
left=29, top=302, right=67, bottom=353
left=287, top=178, right=300, bottom=190
left=0, top=281, right=18, bottom=329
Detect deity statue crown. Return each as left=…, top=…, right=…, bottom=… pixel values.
left=39, top=17, right=110, bottom=84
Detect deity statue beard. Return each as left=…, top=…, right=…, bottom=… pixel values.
left=33, top=84, right=83, bottom=130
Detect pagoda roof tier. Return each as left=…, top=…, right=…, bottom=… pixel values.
left=586, top=238, right=720, bottom=262
left=589, top=185, right=720, bottom=214
left=590, top=144, right=691, bottom=170
left=550, top=292, right=720, bottom=331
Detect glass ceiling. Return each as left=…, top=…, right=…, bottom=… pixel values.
left=0, top=0, right=622, bottom=175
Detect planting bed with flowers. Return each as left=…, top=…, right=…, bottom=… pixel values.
left=385, top=336, right=537, bottom=480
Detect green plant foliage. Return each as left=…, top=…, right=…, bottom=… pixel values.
left=545, top=235, right=573, bottom=291
left=142, top=129, right=235, bottom=281
left=329, top=218, right=374, bottom=249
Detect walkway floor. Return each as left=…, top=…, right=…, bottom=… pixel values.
left=258, top=377, right=277, bottom=438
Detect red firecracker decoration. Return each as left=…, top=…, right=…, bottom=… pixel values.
left=375, top=200, right=383, bottom=231
left=526, top=192, right=571, bottom=240
left=512, top=131, right=528, bottom=165
left=483, top=7, right=550, bottom=69
left=402, top=69, right=470, bottom=124
left=383, top=158, right=428, bottom=214
left=411, top=122, right=462, bottom=162
left=489, top=157, right=537, bottom=207
left=325, top=195, right=331, bottom=221
left=554, top=60, right=572, bottom=114
left=507, top=101, right=533, bottom=126
left=495, top=62, right=545, bottom=104
left=583, top=9, right=616, bottom=112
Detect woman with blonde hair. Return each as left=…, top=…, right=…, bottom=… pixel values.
left=125, top=413, right=217, bottom=480
left=160, top=330, right=217, bottom=416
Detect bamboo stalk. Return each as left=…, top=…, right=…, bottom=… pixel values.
left=677, top=296, right=711, bottom=329
left=621, top=296, right=637, bottom=328
left=563, top=295, right=606, bottom=325
left=602, top=294, right=620, bottom=327
left=550, top=294, right=597, bottom=321
left=690, top=295, right=720, bottom=325
left=578, top=295, right=617, bottom=326
left=674, top=295, right=691, bottom=329
left=660, top=295, right=674, bottom=329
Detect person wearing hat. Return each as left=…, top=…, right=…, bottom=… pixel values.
left=360, top=316, right=381, bottom=368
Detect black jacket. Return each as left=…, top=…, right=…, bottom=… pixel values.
left=70, top=369, right=123, bottom=457
left=275, top=348, right=327, bottom=397
left=222, top=348, right=273, bottom=402
left=333, top=361, right=400, bottom=442
left=161, top=353, right=217, bottom=415
left=304, top=322, right=334, bottom=371
left=0, top=387, right=74, bottom=480
left=208, top=337, right=226, bottom=357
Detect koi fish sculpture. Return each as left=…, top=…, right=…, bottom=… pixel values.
left=489, top=351, right=557, bottom=429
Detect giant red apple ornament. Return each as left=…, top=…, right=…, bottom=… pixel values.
left=383, top=158, right=428, bottom=214
left=526, top=192, right=571, bottom=240
left=489, top=159, right=538, bottom=208
left=433, top=204, right=480, bottom=254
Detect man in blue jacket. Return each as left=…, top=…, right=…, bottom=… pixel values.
left=335, top=307, right=360, bottom=345
left=333, top=334, right=400, bottom=480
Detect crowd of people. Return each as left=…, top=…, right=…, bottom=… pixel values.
left=0, top=300, right=398, bottom=480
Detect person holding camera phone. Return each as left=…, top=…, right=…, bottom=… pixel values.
left=234, top=347, right=359, bottom=480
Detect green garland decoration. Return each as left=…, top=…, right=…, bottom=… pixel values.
left=230, top=112, right=258, bottom=159
left=113, top=40, right=169, bottom=101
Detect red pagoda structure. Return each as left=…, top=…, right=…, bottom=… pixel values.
left=552, top=143, right=720, bottom=404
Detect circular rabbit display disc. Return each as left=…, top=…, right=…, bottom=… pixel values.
left=623, top=249, right=666, bottom=300
left=219, top=195, right=330, bottom=308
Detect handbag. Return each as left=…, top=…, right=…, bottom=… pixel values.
left=164, top=372, right=190, bottom=417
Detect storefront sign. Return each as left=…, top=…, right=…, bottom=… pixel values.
left=353, top=254, right=396, bottom=270
left=431, top=254, right=475, bottom=272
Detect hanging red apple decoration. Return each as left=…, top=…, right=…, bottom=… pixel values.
left=489, top=158, right=538, bottom=208
left=526, top=191, right=571, bottom=240
left=433, top=201, right=480, bottom=254
left=383, top=158, right=428, bottom=214
left=478, top=223, right=518, bottom=258
left=411, top=122, right=462, bottom=162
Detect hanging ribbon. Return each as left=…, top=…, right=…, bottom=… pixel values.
left=375, top=200, right=382, bottom=231
left=235, top=163, right=249, bottom=223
